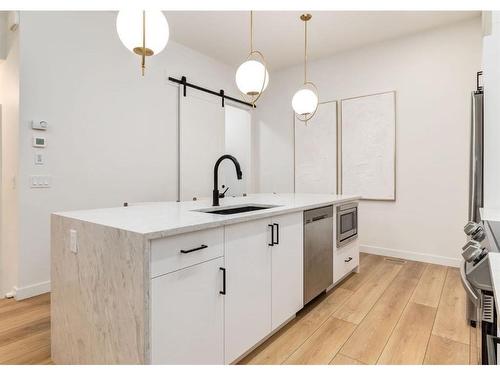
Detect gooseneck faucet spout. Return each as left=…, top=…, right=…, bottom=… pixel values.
left=213, top=154, right=242, bottom=206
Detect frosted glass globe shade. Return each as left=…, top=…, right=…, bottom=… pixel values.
left=236, top=59, right=269, bottom=96
left=116, top=10, right=169, bottom=55
left=292, top=88, right=318, bottom=115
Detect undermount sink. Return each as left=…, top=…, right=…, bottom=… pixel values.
left=195, top=204, right=278, bottom=215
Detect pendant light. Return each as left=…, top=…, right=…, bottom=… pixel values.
left=116, top=10, right=169, bottom=76
left=292, top=14, right=319, bottom=123
left=235, top=11, right=269, bottom=106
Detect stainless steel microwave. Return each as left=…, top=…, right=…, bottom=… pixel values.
left=337, top=202, right=358, bottom=247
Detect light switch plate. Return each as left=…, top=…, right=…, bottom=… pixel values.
left=30, top=175, right=51, bottom=188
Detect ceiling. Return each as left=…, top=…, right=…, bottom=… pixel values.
left=165, top=11, right=480, bottom=71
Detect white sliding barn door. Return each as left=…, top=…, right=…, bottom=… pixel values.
left=294, top=101, right=337, bottom=194
left=222, top=105, right=252, bottom=196
left=179, top=90, right=225, bottom=201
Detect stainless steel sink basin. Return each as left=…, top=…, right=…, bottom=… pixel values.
left=194, top=204, right=278, bottom=215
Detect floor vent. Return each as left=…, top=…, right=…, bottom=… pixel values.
left=482, top=294, right=494, bottom=323
left=384, top=258, right=407, bottom=264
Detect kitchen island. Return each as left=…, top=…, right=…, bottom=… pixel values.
left=51, top=193, right=360, bottom=364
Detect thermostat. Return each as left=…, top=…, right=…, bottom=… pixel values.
left=33, top=136, right=46, bottom=148
left=31, top=120, right=48, bottom=130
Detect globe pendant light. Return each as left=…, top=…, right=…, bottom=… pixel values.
left=235, top=11, right=269, bottom=107
left=292, top=14, right=319, bottom=124
left=116, top=10, right=169, bottom=76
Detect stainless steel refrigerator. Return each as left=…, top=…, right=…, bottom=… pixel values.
left=464, top=72, right=484, bottom=325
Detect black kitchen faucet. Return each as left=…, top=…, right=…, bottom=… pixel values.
left=213, top=155, right=242, bottom=206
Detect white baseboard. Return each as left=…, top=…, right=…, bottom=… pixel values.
left=13, top=281, right=51, bottom=300
left=360, top=245, right=461, bottom=268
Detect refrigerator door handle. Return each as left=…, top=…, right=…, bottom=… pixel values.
left=460, top=259, right=480, bottom=306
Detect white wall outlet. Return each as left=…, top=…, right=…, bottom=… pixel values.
left=30, top=175, right=51, bottom=188
left=70, top=229, right=78, bottom=254
left=34, top=152, right=44, bottom=165
left=31, top=120, right=48, bottom=130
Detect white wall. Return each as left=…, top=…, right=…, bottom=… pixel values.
left=483, top=12, right=500, bottom=209
left=0, top=13, right=7, bottom=60
left=0, top=28, right=20, bottom=296
left=254, top=18, right=482, bottom=266
left=13, top=11, right=238, bottom=298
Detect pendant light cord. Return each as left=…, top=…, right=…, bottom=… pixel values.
left=250, top=10, right=254, bottom=53
left=142, top=10, right=146, bottom=76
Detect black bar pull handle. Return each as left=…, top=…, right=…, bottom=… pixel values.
left=268, top=224, right=274, bottom=246
left=345, top=257, right=353, bottom=263
left=273, top=223, right=279, bottom=245
left=219, top=267, right=226, bottom=295
left=180, top=244, right=208, bottom=254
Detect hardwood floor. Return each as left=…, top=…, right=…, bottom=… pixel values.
left=0, top=254, right=473, bottom=365
left=0, top=293, right=51, bottom=364
left=242, top=254, right=474, bottom=365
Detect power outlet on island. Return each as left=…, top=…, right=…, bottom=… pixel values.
left=70, top=229, right=78, bottom=254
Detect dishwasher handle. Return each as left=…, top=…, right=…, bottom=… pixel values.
left=304, top=205, right=333, bottom=224
left=312, top=214, right=328, bottom=222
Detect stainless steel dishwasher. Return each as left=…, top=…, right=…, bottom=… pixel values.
left=304, top=205, right=333, bottom=304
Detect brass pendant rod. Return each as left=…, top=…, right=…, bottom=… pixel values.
left=304, top=16, right=307, bottom=84
left=141, top=10, right=146, bottom=76
left=250, top=10, right=253, bottom=53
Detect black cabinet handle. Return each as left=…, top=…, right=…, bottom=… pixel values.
left=219, top=267, right=226, bottom=295
left=273, top=223, right=279, bottom=245
left=180, top=244, right=208, bottom=254
left=345, top=257, right=353, bottom=263
left=268, top=224, right=274, bottom=246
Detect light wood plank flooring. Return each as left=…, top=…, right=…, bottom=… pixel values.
left=0, top=293, right=51, bottom=364
left=0, top=254, right=474, bottom=365
left=242, top=254, right=475, bottom=365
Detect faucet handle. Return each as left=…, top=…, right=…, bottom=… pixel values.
left=219, top=185, right=230, bottom=198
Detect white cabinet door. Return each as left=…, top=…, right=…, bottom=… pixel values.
left=151, top=257, right=224, bottom=364
left=270, top=212, right=304, bottom=330
left=224, top=218, right=272, bottom=364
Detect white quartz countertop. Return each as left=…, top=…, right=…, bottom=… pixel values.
left=480, top=207, right=500, bottom=222
left=53, top=193, right=360, bottom=240
left=489, top=253, right=500, bottom=315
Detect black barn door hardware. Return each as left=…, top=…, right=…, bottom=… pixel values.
left=168, top=76, right=255, bottom=108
